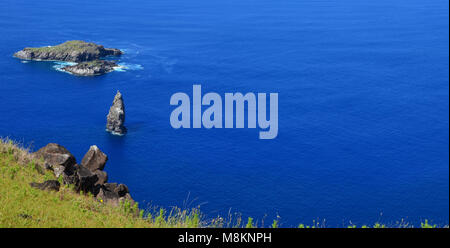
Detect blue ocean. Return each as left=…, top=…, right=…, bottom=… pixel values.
left=0, top=0, right=448, bottom=227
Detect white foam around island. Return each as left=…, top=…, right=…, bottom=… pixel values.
left=52, top=61, right=78, bottom=73
left=113, top=65, right=127, bottom=72
left=106, top=129, right=126, bottom=136
left=115, top=63, right=144, bottom=72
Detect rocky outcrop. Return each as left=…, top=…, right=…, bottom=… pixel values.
left=14, top=40, right=122, bottom=62
left=96, top=186, right=120, bottom=206
left=14, top=40, right=123, bottom=76
left=31, top=143, right=134, bottom=208
left=75, top=165, right=99, bottom=194
left=33, top=143, right=76, bottom=171
left=81, top=145, right=108, bottom=172
left=97, top=183, right=133, bottom=207
left=61, top=60, right=118, bottom=76
left=94, top=170, right=108, bottom=185
left=106, top=91, right=127, bottom=135
left=33, top=143, right=77, bottom=182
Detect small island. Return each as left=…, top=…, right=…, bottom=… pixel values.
left=14, top=40, right=123, bottom=76
left=61, top=60, right=118, bottom=76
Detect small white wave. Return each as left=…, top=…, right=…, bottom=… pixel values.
left=53, top=61, right=77, bottom=67
left=21, top=61, right=30, bottom=63
left=119, top=48, right=129, bottom=54
left=116, top=63, right=144, bottom=71
left=113, top=65, right=127, bottom=72
left=53, top=61, right=77, bottom=73
left=106, top=129, right=126, bottom=136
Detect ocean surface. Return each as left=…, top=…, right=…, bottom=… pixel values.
left=0, top=0, right=448, bottom=227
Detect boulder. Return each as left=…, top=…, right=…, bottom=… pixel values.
left=53, top=165, right=65, bottom=178
left=97, top=184, right=134, bottom=209
left=30, top=180, right=60, bottom=191
left=116, top=184, right=129, bottom=197
left=56, top=165, right=78, bottom=185
left=103, top=183, right=129, bottom=197
left=62, top=171, right=78, bottom=185
left=81, top=145, right=108, bottom=172
left=96, top=186, right=120, bottom=206
left=33, top=143, right=76, bottom=172
left=106, top=91, right=127, bottom=135
left=94, top=170, right=108, bottom=185
left=103, top=182, right=118, bottom=192
left=53, top=164, right=78, bottom=185
left=75, top=165, right=99, bottom=194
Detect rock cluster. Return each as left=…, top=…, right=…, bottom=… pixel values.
left=106, top=91, right=127, bottom=135
left=61, top=60, right=118, bottom=76
left=31, top=143, right=134, bottom=207
left=13, top=40, right=123, bottom=76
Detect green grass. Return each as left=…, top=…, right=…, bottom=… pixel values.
left=23, top=40, right=103, bottom=55
left=73, top=60, right=116, bottom=67
left=0, top=138, right=446, bottom=228
left=0, top=139, right=201, bottom=228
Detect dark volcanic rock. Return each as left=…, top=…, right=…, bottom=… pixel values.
left=106, top=91, right=127, bottom=135
left=53, top=166, right=65, bottom=178
left=81, top=145, right=108, bottom=172
left=103, top=183, right=118, bottom=192
left=75, top=165, right=99, bottom=194
left=96, top=186, right=120, bottom=206
left=14, top=40, right=122, bottom=62
left=30, top=180, right=60, bottom=191
left=94, top=170, right=108, bottom=185
left=97, top=183, right=134, bottom=207
left=61, top=170, right=78, bottom=185
left=34, top=143, right=77, bottom=185
left=103, top=183, right=129, bottom=197
left=33, top=143, right=76, bottom=173
left=115, top=184, right=129, bottom=197
left=61, top=60, right=118, bottom=76
left=28, top=143, right=136, bottom=210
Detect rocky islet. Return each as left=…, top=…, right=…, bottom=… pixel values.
left=14, top=40, right=123, bottom=76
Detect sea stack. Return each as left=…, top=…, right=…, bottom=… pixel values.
left=106, top=91, right=127, bottom=135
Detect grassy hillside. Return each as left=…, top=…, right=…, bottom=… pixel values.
left=0, top=139, right=201, bottom=228
left=0, top=139, right=445, bottom=228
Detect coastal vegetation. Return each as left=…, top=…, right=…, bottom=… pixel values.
left=0, top=138, right=199, bottom=227
left=20, top=40, right=115, bottom=56
left=0, top=139, right=445, bottom=228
